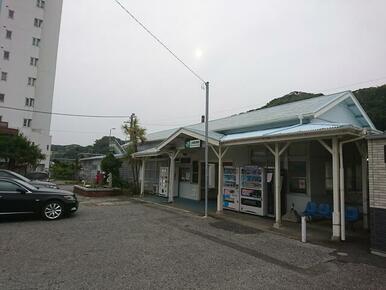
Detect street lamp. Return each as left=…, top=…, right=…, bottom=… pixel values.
left=109, top=128, right=116, bottom=152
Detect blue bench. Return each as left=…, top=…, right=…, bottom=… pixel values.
left=303, top=202, right=332, bottom=221
left=316, top=203, right=332, bottom=219
left=303, top=202, right=317, bottom=219
left=346, top=207, right=360, bottom=230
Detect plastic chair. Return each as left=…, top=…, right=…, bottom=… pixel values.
left=303, top=201, right=317, bottom=219
left=346, top=207, right=359, bottom=231
left=345, top=207, right=359, bottom=222
left=317, top=203, right=332, bottom=219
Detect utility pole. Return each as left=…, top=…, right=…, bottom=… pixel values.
left=204, top=82, right=209, bottom=217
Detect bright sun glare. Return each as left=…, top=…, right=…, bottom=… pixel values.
left=195, top=48, right=203, bottom=59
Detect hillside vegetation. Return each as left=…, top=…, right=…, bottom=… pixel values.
left=257, top=85, right=386, bottom=132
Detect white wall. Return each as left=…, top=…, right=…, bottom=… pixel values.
left=0, top=0, right=63, bottom=169
left=319, top=102, right=362, bottom=127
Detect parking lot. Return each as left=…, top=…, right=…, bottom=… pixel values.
left=1, top=199, right=386, bottom=289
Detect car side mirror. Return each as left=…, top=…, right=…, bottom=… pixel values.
left=16, top=188, right=27, bottom=194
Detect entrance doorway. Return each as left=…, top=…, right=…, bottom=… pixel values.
left=265, top=167, right=287, bottom=217
left=200, top=162, right=218, bottom=200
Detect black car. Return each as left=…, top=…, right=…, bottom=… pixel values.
left=0, top=178, right=78, bottom=220
left=26, top=171, right=50, bottom=181
left=0, top=169, right=59, bottom=189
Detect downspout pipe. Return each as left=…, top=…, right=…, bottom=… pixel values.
left=339, top=135, right=366, bottom=241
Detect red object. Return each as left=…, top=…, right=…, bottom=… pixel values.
left=96, top=171, right=102, bottom=184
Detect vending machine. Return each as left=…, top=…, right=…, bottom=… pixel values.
left=158, top=167, right=169, bottom=197
left=223, top=166, right=240, bottom=211
left=239, top=165, right=267, bottom=216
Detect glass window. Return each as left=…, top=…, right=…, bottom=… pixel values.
left=0, top=93, right=4, bottom=102
left=3, top=51, right=10, bottom=60
left=6, top=30, right=12, bottom=39
left=37, top=0, right=46, bottom=9
left=0, top=181, right=21, bottom=191
left=288, top=161, right=307, bottom=193
left=325, top=161, right=333, bottom=192
left=192, top=161, right=198, bottom=183
left=179, top=167, right=191, bottom=182
left=1, top=72, right=8, bottom=81
left=8, top=10, right=14, bottom=19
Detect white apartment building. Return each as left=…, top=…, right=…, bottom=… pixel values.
left=0, top=0, right=63, bottom=170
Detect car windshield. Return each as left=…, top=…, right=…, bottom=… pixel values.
left=6, top=170, right=31, bottom=182
left=14, top=179, right=38, bottom=191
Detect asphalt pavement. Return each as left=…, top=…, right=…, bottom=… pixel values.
left=0, top=198, right=385, bottom=289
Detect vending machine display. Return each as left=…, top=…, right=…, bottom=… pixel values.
left=240, top=165, right=266, bottom=216
left=158, top=167, right=169, bottom=197
left=223, top=166, right=240, bottom=211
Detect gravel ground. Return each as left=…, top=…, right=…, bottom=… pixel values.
left=0, top=199, right=385, bottom=290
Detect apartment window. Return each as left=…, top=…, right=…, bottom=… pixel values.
left=27, top=77, right=36, bottom=86
left=37, top=0, right=46, bottom=9
left=3, top=51, right=10, bottom=60
left=0, top=93, right=4, bottom=102
left=8, top=10, right=15, bottom=19
left=30, top=57, right=39, bottom=66
left=0, top=116, right=2, bottom=122
left=6, top=30, right=12, bottom=39
left=25, top=98, right=35, bottom=107
left=23, top=119, right=32, bottom=127
left=1, top=72, right=8, bottom=81
left=32, top=37, right=40, bottom=47
left=34, top=18, right=43, bottom=28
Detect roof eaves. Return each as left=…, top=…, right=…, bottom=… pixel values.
left=221, top=125, right=364, bottom=145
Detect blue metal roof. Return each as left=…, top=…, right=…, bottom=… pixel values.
left=146, top=91, right=352, bottom=142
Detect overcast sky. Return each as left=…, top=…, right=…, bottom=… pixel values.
left=51, top=0, right=386, bottom=145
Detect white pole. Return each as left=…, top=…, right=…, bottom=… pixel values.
left=332, top=137, right=341, bottom=240
left=204, top=82, right=209, bottom=217
left=339, top=142, right=346, bottom=241
left=301, top=216, right=307, bottom=243
left=140, top=159, right=145, bottom=196
left=168, top=153, right=175, bottom=203
left=274, top=143, right=281, bottom=228
left=362, top=155, right=369, bottom=229
left=217, top=145, right=223, bottom=213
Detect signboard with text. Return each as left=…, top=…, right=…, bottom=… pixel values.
left=185, top=139, right=201, bottom=149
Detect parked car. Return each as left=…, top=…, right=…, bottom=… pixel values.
left=0, top=178, right=78, bottom=220
left=26, top=171, right=50, bottom=182
left=0, top=169, right=59, bottom=189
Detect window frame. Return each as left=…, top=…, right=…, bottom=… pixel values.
left=8, top=9, right=15, bottom=19
left=6, top=30, right=12, bottom=39
left=3, top=51, right=10, bottom=60
left=1, top=72, right=8, bottom=81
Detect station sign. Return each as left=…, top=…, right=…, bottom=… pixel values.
left=185, top=139, right=201, bottom=149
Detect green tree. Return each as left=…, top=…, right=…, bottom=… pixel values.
left=0, top=134, right=44, bottom=170
left=101, top=153, right=122, bottom=187
left=122, top=113, right=146, bottom=193
left=51, top=160, right=80, bottom=180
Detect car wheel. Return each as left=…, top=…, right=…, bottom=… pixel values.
left=42, top=201, right=63, bottom=220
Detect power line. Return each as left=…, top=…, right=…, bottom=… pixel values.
left=0, top=105, right=130, bottom=119
left=112, top=0, right=206, bottom=84
left=320, top=75, right=386, bottom=93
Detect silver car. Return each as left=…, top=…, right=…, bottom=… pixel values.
left=0, top=169, right=59, bottom=189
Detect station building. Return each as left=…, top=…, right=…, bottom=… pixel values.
left=133, top=91, right=380, bottom=241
